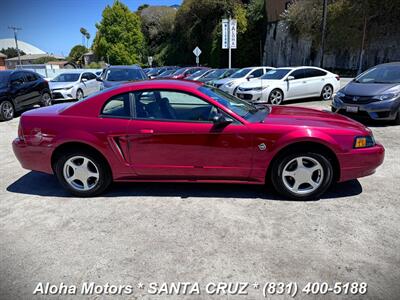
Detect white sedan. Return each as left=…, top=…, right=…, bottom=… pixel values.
left=215, top=67, right=274, bottom=95
left=49, top=71, right=100, bottom=101
left=235, top=66, right=340, bottom=105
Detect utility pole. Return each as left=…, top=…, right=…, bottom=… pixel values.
left=320, top=0, right=328, bottom=68
left=8, top=26, right=22, bottom=66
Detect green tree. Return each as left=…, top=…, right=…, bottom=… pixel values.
left=0, top=47, right=26, bottom=58
left=93, top=0, right=145, bottom=65
left=68, top=45, right=88, bottom=63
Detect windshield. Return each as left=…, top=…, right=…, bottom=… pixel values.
left=159, top=70, right=175, bottom=76
left=199, top=86, right=267, bottom=122
left=51, top=73, right=80, bottom=82
left=187, top=69, right=208, bottom=79
left=105, top=68, right=145, bottom=81
left=172, top=68, right=187, bottom=75
left=0, top=73, right=10, bottom=88
left=204, top=69, right=225, bottom=78
left=230, top=68, right=251, bottom=78
left=261, top=69, right=291, bottom=80
left=355, top=66, right=400, bottom=84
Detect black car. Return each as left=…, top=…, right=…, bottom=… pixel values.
left=332, top=62, right=400, bottom=124
left=0, top=70, right=51, bottom=121
left=98, top=65, right=147, bottom=90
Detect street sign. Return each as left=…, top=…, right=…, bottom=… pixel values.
left=222, top=19, right=229, bottom=49
left=147, top=56, right=153, bottom=66
left=193, top=47, right=202, bottom=57
left=230, top=19, right=237, bottom=49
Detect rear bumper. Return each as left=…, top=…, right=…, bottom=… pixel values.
left=12, top=138, right=54, bottom=174
left=337, top=143, right=385, bottom=182
left=332, top=96, right=400, bottom=120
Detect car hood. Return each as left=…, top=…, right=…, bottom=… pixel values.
left=240, top=79, right=281, bottom=89
left=264, top=105, right=368, bottom=132
left=341, top=81, right=400, bottom=96
left=49, top=81, right=77, bottom=89
left=198, top=77, right=218, bottom=83
left=102, top=80, right=125, bottom=88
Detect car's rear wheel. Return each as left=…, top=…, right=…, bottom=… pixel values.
left=0, top=100, right=15, bottom=121
left=55, top=151, right=111, bottom=197
left=321, top=84, right=333, bottom=100
left=76, top=89, right=84, bottom=101
left=40, top=92, right=52, bottom=107
left=268, top=89, right=283, bottom=105
left=271, top=152, right=333, bottom=200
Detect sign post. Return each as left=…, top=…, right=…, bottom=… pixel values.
left=193, top=46, right=202, bottom=66
left=147, top=56, right=153, bottom=67
left=222, top=17, right=236, bottom=68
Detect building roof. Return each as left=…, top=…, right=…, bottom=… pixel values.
left=0, top=38, right=46, bottom=54
left=0, top=52, right=6, bottom=58
left=5, top=53, right=65, bottom=61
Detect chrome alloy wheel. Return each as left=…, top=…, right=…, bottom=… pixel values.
left=76, top=90, right=84, bottom=100
left=2, top=101, right=14, bottom=119
left=42, top=93, right=52, bottom=106
left=269, top=90, right=283, bottom=105
left=63, top=156, right=99, bottom=191
left=282, top=156, right=324, bottom=195
left=322, top=85, right=333, bottom=100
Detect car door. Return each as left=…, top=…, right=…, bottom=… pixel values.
left=304, top=68, right=328, bottom=97
left=24, top=72, right=42, bottom=104
left=127, top=89, right=253, bottom=179
left=285, top=68, right=307, bottom=100
left=81, top=73, right=92, bottom=95
left=9, top=72, right=30, bottom=108
left=87, top=72, right=100, bottom=94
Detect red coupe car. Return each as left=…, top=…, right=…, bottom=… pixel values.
left=13, top=80, right=384, bottom=199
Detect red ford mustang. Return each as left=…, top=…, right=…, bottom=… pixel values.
left=12, top=80, right=384, bottom=199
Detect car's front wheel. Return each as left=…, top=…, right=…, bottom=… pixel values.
left=271, top=152, right=333, bottom=200
left=76, top=89, right=84, bottom=101
left=55, top=150, right=111, bottom=197
left=268, top=89, right=283, bottom=105
left=0, top=100, right=15, bottom=121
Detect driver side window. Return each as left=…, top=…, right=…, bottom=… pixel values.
left=133, top=90, right=216, bottom=122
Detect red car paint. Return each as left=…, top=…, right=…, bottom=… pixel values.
left=13, top=80, right=384, bottom=186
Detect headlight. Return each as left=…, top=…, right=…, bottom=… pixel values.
left=250, top=87, right=263, bottom=91
left=354, top=135, right=375, bottom=148
left=226, top=81, right=235, bottom=87
left=372, top=93, right=399, bottom=101
left=336, top=91, right=345, bottom=98
left=63, top=86, right=73, bottom=90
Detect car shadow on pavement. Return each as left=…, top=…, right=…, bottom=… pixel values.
left=7, top=171, right=362, bottom=201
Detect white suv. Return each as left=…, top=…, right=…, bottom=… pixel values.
left=236, top=66, right=340, bottom=104
left=216, top=67, right=274, bottom=95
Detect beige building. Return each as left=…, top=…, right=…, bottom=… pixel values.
left=0, top=52, right=6, bottom=70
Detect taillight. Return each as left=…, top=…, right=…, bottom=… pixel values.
left=18, top=121, right=25, bottom=141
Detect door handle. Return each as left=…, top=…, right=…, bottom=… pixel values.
left=140, top=129, right=154, bottom=134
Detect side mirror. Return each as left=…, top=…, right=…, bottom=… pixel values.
left=286, top=76, right=295, bottom=81
left=212, top=113, right=233, bottom=128
left=247, top=74, right=255, bottom=81
left=81, top=78, right=88, bottom=82
left=96, top=77, right=103, bottom=82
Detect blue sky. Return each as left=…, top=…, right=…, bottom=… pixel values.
left=0, top=0, right=181, bottom=57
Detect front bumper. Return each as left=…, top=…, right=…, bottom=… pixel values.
left=12, top=138, right=54, bottom=174
left=236, top=90, right=268, bottom=103
left=219, top=85, right=237, bottom=95
left=51, top=88, right=76, bottom=101
left=337, top=143, right=385, bottom=182
left=332, top=95, right=400, bottom=121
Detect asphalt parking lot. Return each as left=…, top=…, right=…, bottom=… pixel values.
left=1, top=80, right=399, bottom=299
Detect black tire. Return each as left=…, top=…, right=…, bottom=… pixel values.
left=321, top=84, right=333, bottom=100
left=393, top=110, right=400, bottom=125
left=40, top=92, right=52, bottom=107
left=0, top=100, right=15, bottom=121
left=76, top=89, right=84, bottom=100
left=54, top=150, right=112, bottom=197
left=270, top=152, right=333, bottom=200
left=268, top=89, right=284, bottom=105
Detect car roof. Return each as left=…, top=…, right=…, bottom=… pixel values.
left=107, top=65, right=142, bottom=69
left=123, top=79, right=204, bottom=89
left=376, top=62, right=400, bottom=67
